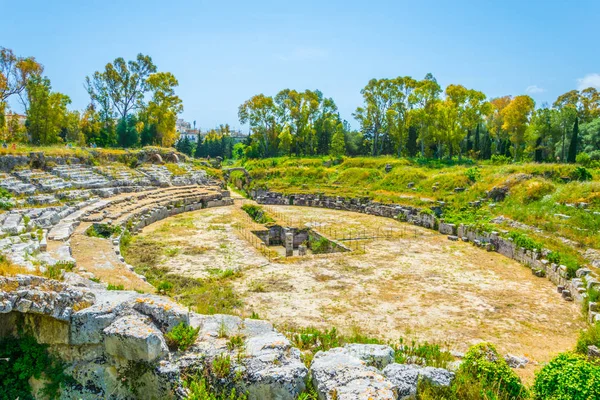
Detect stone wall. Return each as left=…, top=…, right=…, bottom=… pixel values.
left=0, top=275, right=458, bottom=400
left=0, top=275, right=306, bottom=399
left=251, top=190, right=599, bottom=324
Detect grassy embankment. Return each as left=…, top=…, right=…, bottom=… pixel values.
left=230, top=157, right=600, bottom=278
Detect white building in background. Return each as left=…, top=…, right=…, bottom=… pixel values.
left=176, top=119, right=200, bottom=142
left=176, top=118, right=191, bottom=134
left=180, top=129, right=200, bottom=142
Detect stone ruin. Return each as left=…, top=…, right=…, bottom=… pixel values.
left=0, top=153, right=597, bottom=398
left=0, top=273, right=457, bottom=399
left=251, top=190, right=600, bottom=325
left=251, top=225, right=349, bottom=257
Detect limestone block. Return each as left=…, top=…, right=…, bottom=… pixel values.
left=310, top=347, right=397, bottom=400
left=103, top=314, right=168, bottom=362
left=343, top=344, right=395, bottom=369
left=383, top=363, right=454, bottom=399
left=133, top=295, right=189, bottom=331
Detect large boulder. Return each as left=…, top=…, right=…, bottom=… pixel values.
left=310, top=347, right=398, bottom=400
left=103, top=314, right=169, bottom=362
left=383, top=363, right=454, bottom=399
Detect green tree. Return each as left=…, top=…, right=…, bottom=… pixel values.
left=176, top=136, right=194, bottom=156
left=26, top=75, right=71, bottom=145
left=278, top=125, right=293, bottom=155
left=0, top=47, right=44, bottom=119
left=116, top=114, right=139, bottom=148
left=330, top=123, right=346, bottom=157
left=145, top=72, right=183, bottom=147
left=238, top=94, right=279, bottom=157
left=502, top=95, right=535, bottom=160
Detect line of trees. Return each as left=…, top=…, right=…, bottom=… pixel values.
left=237, top=75, right=600, bottom=162
left=0, top=47, right=183, bottom=148
left=3, top=46, right=600, bottom=164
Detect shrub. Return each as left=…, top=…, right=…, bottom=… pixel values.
left=571, top=166, right=593, bottom=182
left=491, top=154, right=512, bottom=165
left=156, top=280, right=173, bottom=294
left=185, top=375, right=248, bottom=400
left=107, top=283, right=125, bottom=290
left=532, top=352, right=600, bottom=400
left=464, top=167, right=481, bottom=183
left=0, top=334, right=72, bottom=400
left=212, top=354, right=232, bottom=378
left=576, top=152, right=591, bottom=166
left=165, top=322, right=200, bottom=351
left=0, top=187, right=11, bottom=198
left=459, top=343, right=528, bottom=400
left=506, top=231, right=542, bottom=252
left=309, top=235, right=331, bottom=254
left=575, top=322, right=600, bottom=354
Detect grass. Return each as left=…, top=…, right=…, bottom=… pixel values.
left=284, top=325, right=453, bottom=368
left=121, top=235, right=242, bottom=314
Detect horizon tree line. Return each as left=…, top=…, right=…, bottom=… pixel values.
left=2, top=46, right=599, bottom=164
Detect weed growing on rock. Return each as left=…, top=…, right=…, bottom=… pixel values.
left=394, top=338, right=454, bottom=368
left=107, top=283, right=125, bottom=290
left=226, top=334, right=245, bottom=351
left=86, top=223, right=121, bottom=239
left=212, top=354, right=232, bottom=379
left=184, top=375, right=248, bottom=400
left=165, top=322, right=200, bottom=351
left=460, top=343, right=528, bottom=399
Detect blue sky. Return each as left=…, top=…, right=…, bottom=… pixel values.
left=2, top=0, right=599, bottom=131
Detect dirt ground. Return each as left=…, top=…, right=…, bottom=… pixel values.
left=136, top=202, right=585, bottom=380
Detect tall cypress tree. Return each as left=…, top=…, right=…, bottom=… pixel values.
left=474, top=124, right=480, bottom=154
left=194, top=135, right=206, bottom=158
left=567, top=117, right=579, bottom=163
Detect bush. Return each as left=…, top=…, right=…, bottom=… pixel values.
left=212, top=354, right=232, bottom=378
left=165, top=322, right=200, bottom=351
left=576, top=152, right=591, bottom=166
left=156, top=280, right=173, bottom=294
left=309, top=235, right=331, bottom=254
left=491, top=154, right=512, bottom=165
left=0, top=334, right=72, bottom=400
left=571, top=166, right=593, bottom=182
left=575, top=322, right=600, bottom=354
left=107, top=283, right=125, bottom=290
left=459, top=343, right=528, bottom=400
left=506, top=231, right=542, bottom=252
left=185, top=375, right=247, bottom=400
left=464, top=167, right=481, bottom=183
left=532, top=352, right=600, bottom=400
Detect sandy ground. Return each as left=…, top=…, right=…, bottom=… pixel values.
left=135, top=202, right=585, bottom=380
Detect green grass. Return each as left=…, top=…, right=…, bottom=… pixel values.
left=284, top=325, right=453, bottom=368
